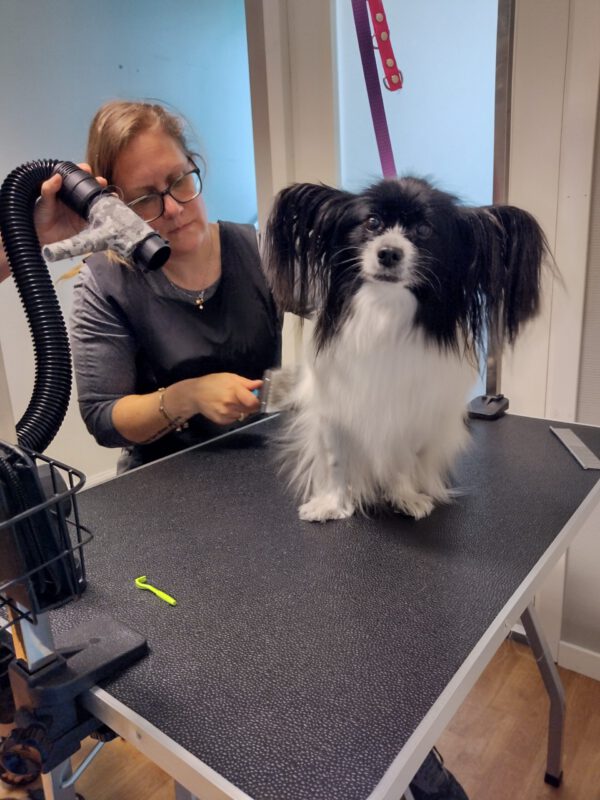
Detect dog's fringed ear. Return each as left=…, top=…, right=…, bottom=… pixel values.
left=263, top=182, right=361, bottom=316
left=462, top=205, right=552, bottom=345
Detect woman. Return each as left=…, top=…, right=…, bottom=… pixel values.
left=70, top=101, right=281, bottom=471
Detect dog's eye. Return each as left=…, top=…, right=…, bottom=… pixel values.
left=364, top=215, right=383, bottom=232
left=416, top=223, right=432, bottom=239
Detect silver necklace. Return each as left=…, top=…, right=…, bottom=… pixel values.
left=164, top=276, right=217, bottom=311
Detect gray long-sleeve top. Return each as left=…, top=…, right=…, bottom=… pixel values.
left=70, top=221, right=281, bottom=468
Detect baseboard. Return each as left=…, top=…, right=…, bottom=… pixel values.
left=510, top=622, right=526, bottom=643
left=558, top=640, right=600, bottom=682
left=511, top=625, right=600, bottom=683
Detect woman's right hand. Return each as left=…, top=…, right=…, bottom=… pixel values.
left=35, top=162, right=107, bottom=246
left=111, top=373, right=264, bottom=446
left=184, top=373, right=263, bottom=425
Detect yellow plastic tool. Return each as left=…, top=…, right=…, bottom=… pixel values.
left=134, top=575, right=177, bottom=606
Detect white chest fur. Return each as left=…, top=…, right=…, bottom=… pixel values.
left=285, top=283, right=477, bottom=521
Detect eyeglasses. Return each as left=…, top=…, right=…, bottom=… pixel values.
left=126, top=167, right=203, bottom=222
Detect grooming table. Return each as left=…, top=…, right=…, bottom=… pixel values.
left=45, top=413, right=600, bottom=799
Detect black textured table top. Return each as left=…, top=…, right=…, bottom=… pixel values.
left=51, top=414, right=600, bottom=800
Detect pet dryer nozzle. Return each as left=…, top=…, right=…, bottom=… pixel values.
left=42, top=162, right=171, bottom=271
left=52, top=161, right=105, bottom=217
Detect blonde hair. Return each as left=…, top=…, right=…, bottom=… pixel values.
left=86, top=99, right=200, bottom=184
left=61, top=100, right=200, bottom=279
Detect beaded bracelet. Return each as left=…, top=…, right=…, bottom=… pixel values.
left=157, top=387, right=189, bottom=432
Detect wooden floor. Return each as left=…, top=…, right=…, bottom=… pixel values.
left=2, top=638, right=599, bottom=800
left=436, top=638, right=600, bottom=800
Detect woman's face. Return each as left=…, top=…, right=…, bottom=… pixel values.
left=112, top=128, right=208, bottom=258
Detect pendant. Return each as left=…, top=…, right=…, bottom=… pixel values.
left=195, top=291, right=205, bottom=311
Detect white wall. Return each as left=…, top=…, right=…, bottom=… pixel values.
left=0, top=0, right=256, bottom=482
left=502, top=0, right=600, bottom=676
left=563, top=91, right=600, bottom=664
left=502, top=0, right=599, bottom=422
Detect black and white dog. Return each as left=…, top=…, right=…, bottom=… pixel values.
left=263, top=177, right=549, bottom=522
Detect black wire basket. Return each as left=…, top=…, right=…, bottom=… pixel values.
left=0, top=441, right=92, bottom=632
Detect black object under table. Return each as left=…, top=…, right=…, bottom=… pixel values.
left=47, top=413, right=600, bottom=799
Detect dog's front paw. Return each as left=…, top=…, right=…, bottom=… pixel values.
left=391, top=492, right=435, bottom=520
left=299, top=493, right=355, bottom=522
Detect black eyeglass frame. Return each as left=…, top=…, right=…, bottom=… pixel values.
left=126, top=165, right=203, bottom=223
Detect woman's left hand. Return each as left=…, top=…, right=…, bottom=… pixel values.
left=0, top=163, right=108, bottom=283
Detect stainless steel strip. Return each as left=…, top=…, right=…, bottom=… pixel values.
left=550, top=426, right=600, bottom=469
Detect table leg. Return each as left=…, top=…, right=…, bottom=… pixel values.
left=174, top=781, right=200, bottom=800
left=520, top=603, right=565, bottom=786
left=40, top=760, right=79, bottom=799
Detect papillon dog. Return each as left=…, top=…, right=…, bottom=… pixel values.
left=263, top=177, right=549, bottom=522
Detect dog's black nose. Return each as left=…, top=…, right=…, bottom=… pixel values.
left=377, top=246, right=403, bottom=269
